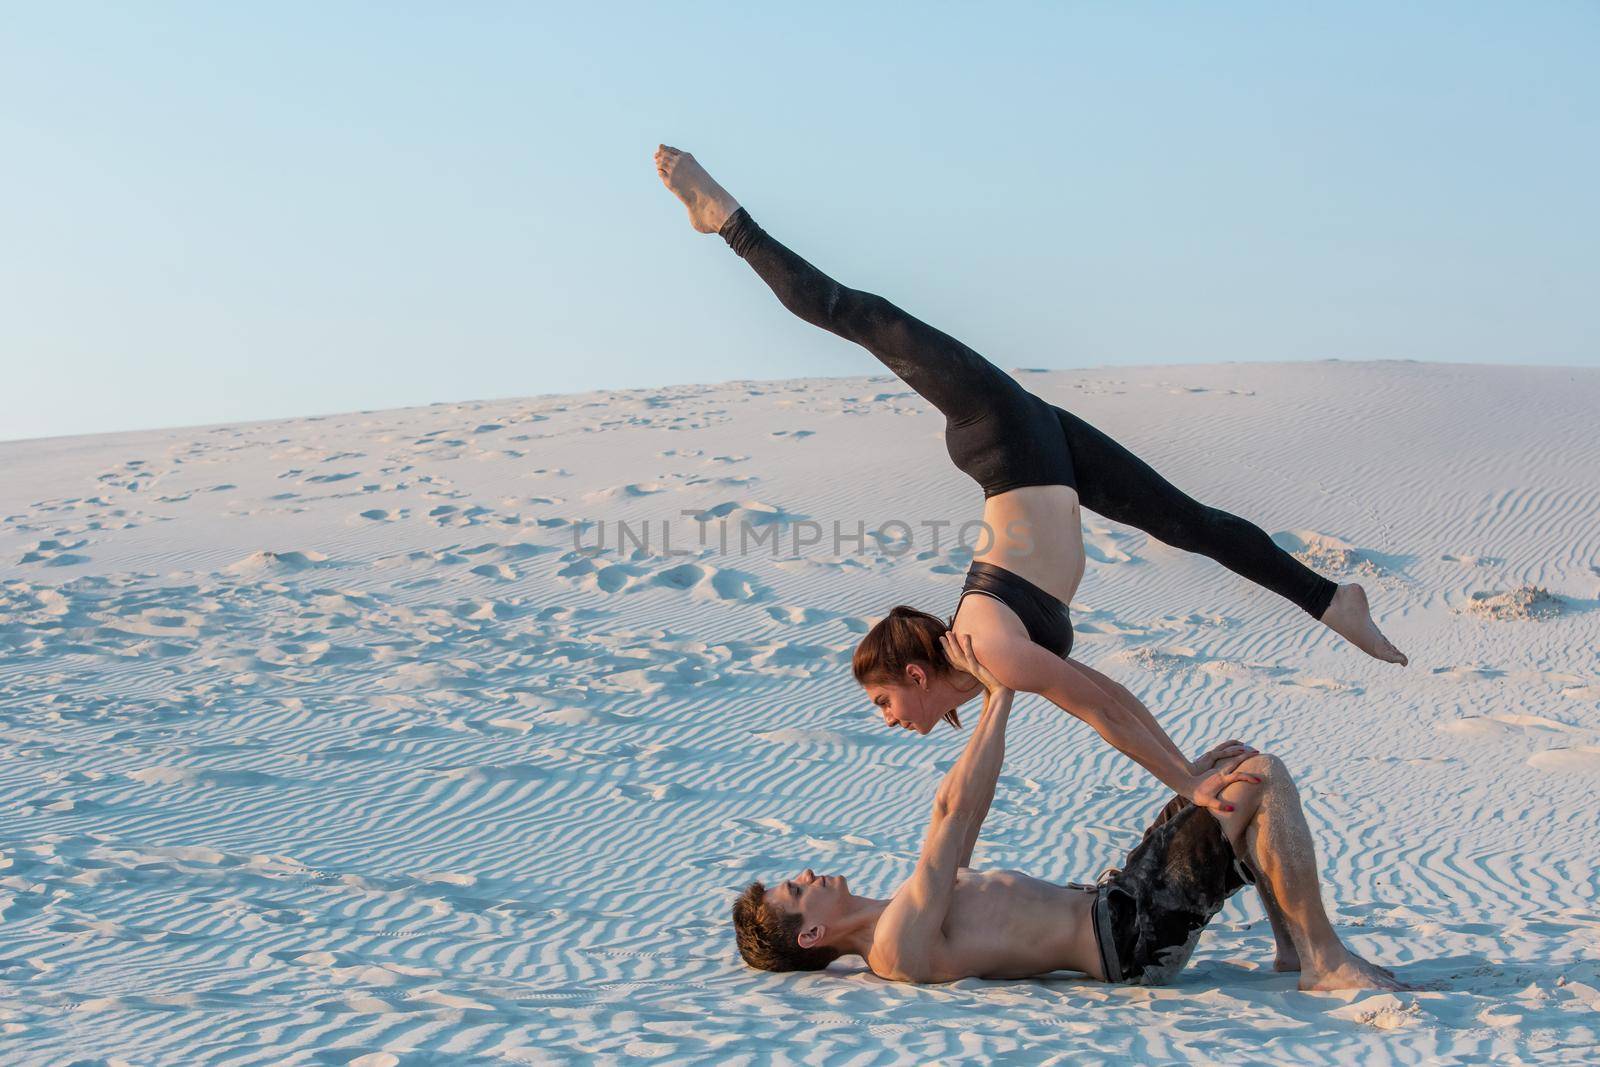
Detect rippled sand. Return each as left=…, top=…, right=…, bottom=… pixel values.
left=2, top=361, right=1597, bottom=1063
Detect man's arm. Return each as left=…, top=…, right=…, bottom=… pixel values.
left=953, top=686, right=1008, bottom=868
left=872, top=684, right=1013, bottom=982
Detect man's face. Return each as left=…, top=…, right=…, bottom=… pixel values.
left=766, top=868, right=852, bottom=942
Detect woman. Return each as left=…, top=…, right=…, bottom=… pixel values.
left=654, top=146, right=1406, bottom=811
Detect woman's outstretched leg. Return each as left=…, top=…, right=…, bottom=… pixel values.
left=654, top=145, right=1022, bottom=424
left=656, top=145, right=1405, bottom=664
left=1056, top=407, right=1407, bottom=665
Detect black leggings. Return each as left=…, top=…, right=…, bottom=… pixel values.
left=719, top=208, right=1337, bottom=619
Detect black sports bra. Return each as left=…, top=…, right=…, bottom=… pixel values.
left=956, top=560, right=1074, bottom=658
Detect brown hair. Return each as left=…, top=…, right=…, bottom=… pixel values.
left=731, top=881, right=843, bottom=973
left=851, top=605, right=962, bottom=729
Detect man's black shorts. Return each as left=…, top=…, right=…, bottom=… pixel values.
left=1092, top=796, right=1257, bottom=985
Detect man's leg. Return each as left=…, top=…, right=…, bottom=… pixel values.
left=1254, top=876, right=1301, bottom=972
left=1122, top=787, right=1300, bottom=972
left=1211, top=755, right=1404, bottom=991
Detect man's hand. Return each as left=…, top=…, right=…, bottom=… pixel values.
left=940, top=631, right=1009, bottom=697
left=1189, top=752, right=1262, bottom=814
left=1188, top=738, right=1259, bottom=778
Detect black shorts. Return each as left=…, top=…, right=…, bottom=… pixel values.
left=1092, top=796, right=1256, bottom=985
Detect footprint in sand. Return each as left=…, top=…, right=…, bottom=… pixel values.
left=1440, top=713, right=1581, bottom=739
left=727, top=815, right=828, bottom=838
left=1527, top=747, right=1600, bottom=773
left=650, top=562, right=770, bottom=602
left=1116, top=646, right=1202, bottom=674
left=17, top=538, right=91, bottom=567
left=684, top=473, right=759, bottom=488
left=613, top=781, right=692, bottom=802
left=461, top=541, right=554, bottom=563
left=1272, top=530, right=1395, bottom=579
left=224, top=549, right=338, bottom=576
left=98, top=607, right=206, bottom=640
left=766, top=604, right=833, bottom=625
left=558, top=555, right=647, bottom=595
left=582, top=482, right=670, bottom=503
left=95, top=459, right=159, bottom=493
left=1458, top=586, right=1568, bottom=621
left=1430, top=664, right=1507, bottom=682
left=0, top=582, right=73, bottom=626
left=1083, top=524, right=1139, bottom=565
left=691, top=499, right=803, bottom=528
left=1279, top=676, right=1364, bottom=695
left=428, top=504, right=496, bottom=527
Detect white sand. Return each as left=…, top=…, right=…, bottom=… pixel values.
left=2, top=361, right=1597, bottom=1063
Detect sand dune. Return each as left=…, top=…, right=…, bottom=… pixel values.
left=2, top=362, right=1597, bottom=1063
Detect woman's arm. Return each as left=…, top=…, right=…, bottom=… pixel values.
left=973, top=635, right=1250, bottom=812
left=1064, top=657, right=1188, bottom=770
left=1052, top=656, right=1260, bottom=781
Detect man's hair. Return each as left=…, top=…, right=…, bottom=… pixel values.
left=731, top=881, right=843, bottom=973
left=851, top=605, right=962, bottom=728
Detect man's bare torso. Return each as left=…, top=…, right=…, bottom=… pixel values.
left=871, top=868, right=1104, bottom=983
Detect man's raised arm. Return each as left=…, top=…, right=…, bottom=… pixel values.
left=872, top=634, right=1013, bottom=983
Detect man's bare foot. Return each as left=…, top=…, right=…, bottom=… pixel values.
left=1299, top=952, right=1409, bottom=992
left=1319, top=583, right=1408, bottom=665
left=654, top=145, right=740, bottom=234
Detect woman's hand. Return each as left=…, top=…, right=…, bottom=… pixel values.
left=1188, top=752, right=1263, bottom=815
left=1187, top=738, right=1259, bottom=778
left=940, top=631, right=1009, bottom=696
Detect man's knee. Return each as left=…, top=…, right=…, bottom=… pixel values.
left=1239, top=753, right=1294, bottom=797
left=1242, top=752, right=1288, bottom=780
left=1221, top=754, right=1289, bottom=837
left=1236, top=754, right=1300, bottom=823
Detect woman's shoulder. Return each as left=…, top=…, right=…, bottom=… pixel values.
left=952, top=591, right=1031, bottom=643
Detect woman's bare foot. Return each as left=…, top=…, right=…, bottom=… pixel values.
left=654, top=145, right=741, bottom=234
left=1299, top=951, right=1409, bottom=992
left=1319, top=583, right=1407, bottom=665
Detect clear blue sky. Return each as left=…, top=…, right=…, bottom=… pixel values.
left=3, top=2, right=1596, bottom=442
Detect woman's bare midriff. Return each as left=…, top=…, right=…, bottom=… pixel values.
left=973, top=484, right=1085, bottom=606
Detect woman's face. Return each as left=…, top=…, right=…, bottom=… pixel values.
left=865, top=672, right=950, bottom=735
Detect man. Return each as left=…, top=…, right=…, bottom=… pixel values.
left=732, top=634, right=1403, bottom=991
